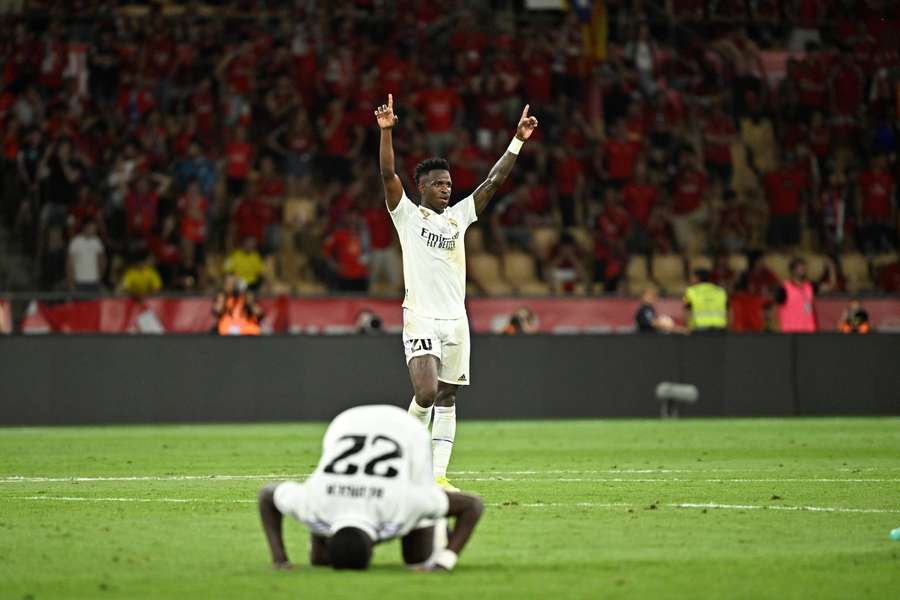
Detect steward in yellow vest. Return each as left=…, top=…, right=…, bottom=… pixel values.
left=683, top=269, right=727, bottom=331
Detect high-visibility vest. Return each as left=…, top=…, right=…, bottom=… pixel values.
left=778, top=280, right=816, bottom=333
left=217, top=296, right=261, bottom=336
left=684, top=282, right=728, bottom=330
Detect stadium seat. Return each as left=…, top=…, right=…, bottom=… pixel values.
left=568, top=227, right=593, bottom=253
left=294, top=281, right=327, bottom=296
left=205, top=253, right=224, bottom=283
left=687, top=255, right=713, bottom=274
left=800, top=253, right=826, bottom=281
left=469, top=253, right=513, bottom=295
left=503, top=252, right=550, bottom=295
left=872, top=252, right=899, bottom=271
left=625, top=256, right=650, bottom=293
left=727, top=254, right=749, bottom=276
left=840, top=253, right=873, bottom=293
left=651, top=254, right=686, bottom=294
left=465, top=227, right=485, bottom=253
left=762, top=253, right=792, bottom=281
left=532, top=226, right=560, bottom=260
left=283, top=199, right=316, bottom=230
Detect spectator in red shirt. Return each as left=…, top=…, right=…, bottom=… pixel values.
left=126, top=174, right=169, bottom=240
left=878, top=259, right=900, bottom=293
left=764, top=154, right=809, bottom=249
left=856, top=154, right=897, bottom=253
left=177, top=179, right=209, bottom=264
left=224, top=125, right=253, bottom=199
left=816, top=170, right=850, bottom=254
left=592, top=189, right=631, bottom=293
left=149, top=213, right=182, bottom=287
left=322, top=211, right=369, bottom=292
left=715, top=189, right=750, bottom=254
left=702, top=107, right=737, bottom=190
left=317, top=98, right=361, bottom=182
left=491, top=187, right=533, bottom=254
left=601, top=120, right=642, bottom=187
left=729, top=273, right=769, bottom=332
left=828, top=53, right=864, bottom=137
left=670, top=149, right=710, bottom=252
left=415, top=75, right=462, bottom=156
left=622, top=161, right=659, bottom=233
left=552, top=147, right=586, bottom=228
left=548, top=230, right=589, bottom=295
left=229, top=192, right=273, bottom=252
left=362, top=195, right=401, bottom=294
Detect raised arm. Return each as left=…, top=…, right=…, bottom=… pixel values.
left=472, top=105, right=538, bottom=215
left=375, top=94, right=404, bottom=210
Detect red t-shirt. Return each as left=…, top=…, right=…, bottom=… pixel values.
left=416, top=88, right=460, bottom=133
left=622, top=183, right=658, bottom=228
left=451, top=145, right=482, bottom=192
left=225, top=141, right=253, bottom=179
left=830, top=63, right=863, bottom=115
left=528, top=184, right=551, bottom=215
left=858, top=170, right=896, bottom=221
left=730, top=292, right=766, bottom=332
left=704, top=116, right=735, bottom=165
left=364, top=207, right=393, bottom=250
left=323, top=228, right=368, bottom=279
left=672, top=170, right=708, bottom=215
left=764, top=169, right=807, bottom=216
left=178, top=194, right=209, bottom=243
left=604, top=139, right=641, bottom=181
left=126, top=191, right=159, bottom=238
left=555, top=156, right=584, bottom=196
left=523, top=54, right=553, bottom=103
left=231, top=197, right=272, bottom=245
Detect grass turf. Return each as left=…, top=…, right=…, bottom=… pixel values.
left=1, top=418, right=899, bottom=599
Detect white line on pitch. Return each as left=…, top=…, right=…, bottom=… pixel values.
left=4, top=496, right=899, bottom=514
left=454, top=477, right=899, bottom=483
left=0, top=474, right=312, bottom=484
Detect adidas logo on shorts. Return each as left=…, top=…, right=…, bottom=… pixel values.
left=458, top=374, right=467, bottom=382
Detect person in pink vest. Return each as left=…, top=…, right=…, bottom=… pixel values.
left=774, top=258, right=825, bottom=333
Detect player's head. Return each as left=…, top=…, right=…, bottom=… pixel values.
left=328, top=527, right=374, bottom=570
left=414, top=157, right=452, bottom=213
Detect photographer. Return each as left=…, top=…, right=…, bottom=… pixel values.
left=213, top=274, right=263, bottom=336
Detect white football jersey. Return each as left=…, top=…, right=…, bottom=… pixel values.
left=274, top=405, right=449, bottom=542
left=388, top=192, right=477, bottom=319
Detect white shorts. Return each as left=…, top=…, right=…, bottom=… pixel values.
left=402, top=309, right=471, bottom=386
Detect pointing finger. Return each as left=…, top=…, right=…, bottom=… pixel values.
left=388, top=93, right=393, bottom=108
left=520, top=104, right=530, bottom=119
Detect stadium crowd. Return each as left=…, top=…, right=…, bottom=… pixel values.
left=1, top=0, right=899, bottom=303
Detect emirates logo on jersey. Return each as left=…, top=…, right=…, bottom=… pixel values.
left=420, top=227, right=459, bottom=250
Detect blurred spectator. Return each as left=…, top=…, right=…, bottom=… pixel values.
left=714, top=189, right=749, bottom=254
left=601, top=120, right=642, bottom=188
left=177, top=179, right=209, bottom=265
left=856, top=154, right=896, bottom=253
left=683, top=269, right=728, bottom=333
left=729, top=274, right=769, bottom=333
left=322, top=212, right=368, bottom=292
left=119, top=253, right=162, bottom=299
left=548, top=231, right=589, bottom=295
left=67, top=220, right=105, bottom=292
left=491, top=187, right=533, bottom=254
left=635, top=286, right=684, bottom=334
left=763, top=154, right=808, bottom=249
left=592, top=189, right=630, bottom=293
left=622, top=162, right=658, bottom=248
left=670, top=149, right=710, bottom=252
left=415, top=76, right=462, bottom=156
left=502, top=307, right=539, bottom=335
left=224, top=125, right=253, bottom=198
left=838, top=299, right=871, bottom=334
left=213, top=274, right=262, bottom=336
left=877, top=257, right=900, bottom=293
left=149, top=214, right=182, bottom=287
left=126, top=173, right=170, bottom=242
left=552, top=146, right=585, bottom=228
left=702, top=106, right=737, bottom=191
left=774, top=258, right=818, bottom=333
left=230, top=190, right=274, bottom=252
left=362, top=196, right=401, bottom=294
left=174, top=140, right=217, bottom=200
left=816, top=170, right=850, bottom=254
left=224, top=236, right=265, bottom=292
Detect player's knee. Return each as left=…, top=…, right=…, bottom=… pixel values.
left=415, top=387, right=438, bottom=407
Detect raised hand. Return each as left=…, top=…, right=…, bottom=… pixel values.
left=375, top=93, right=399, bottom=130
left=515, top=104, right=539, bottom=141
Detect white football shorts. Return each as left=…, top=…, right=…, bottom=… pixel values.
left=402, top=309, right=471, bottom=386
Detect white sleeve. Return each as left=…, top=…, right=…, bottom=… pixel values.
left=387, top=192, right=416, bottom=228
left=273, top=481, right=307, bottom=522
left=407, top=484, right=450, bottom=521
left=68, top=238, right=79, bottom=257
left=453, top=194, right=478, bottom=228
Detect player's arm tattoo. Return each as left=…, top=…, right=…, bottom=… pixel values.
left=472, top=150, right=518, bottom=215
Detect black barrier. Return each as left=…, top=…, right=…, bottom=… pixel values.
left=0, top=335, right=897, bottom=425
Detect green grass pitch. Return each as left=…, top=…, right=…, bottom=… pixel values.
left=1, top=418, right=899, bottom=599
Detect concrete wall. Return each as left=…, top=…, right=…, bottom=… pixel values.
left=0, top=335, right=897, bottom=425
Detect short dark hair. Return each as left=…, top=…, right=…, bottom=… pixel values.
left=694, top=268, right=712, bottom=282
left=329, top=527, right=372, bottom=570
left=414, top=157, right=450, bottom=185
